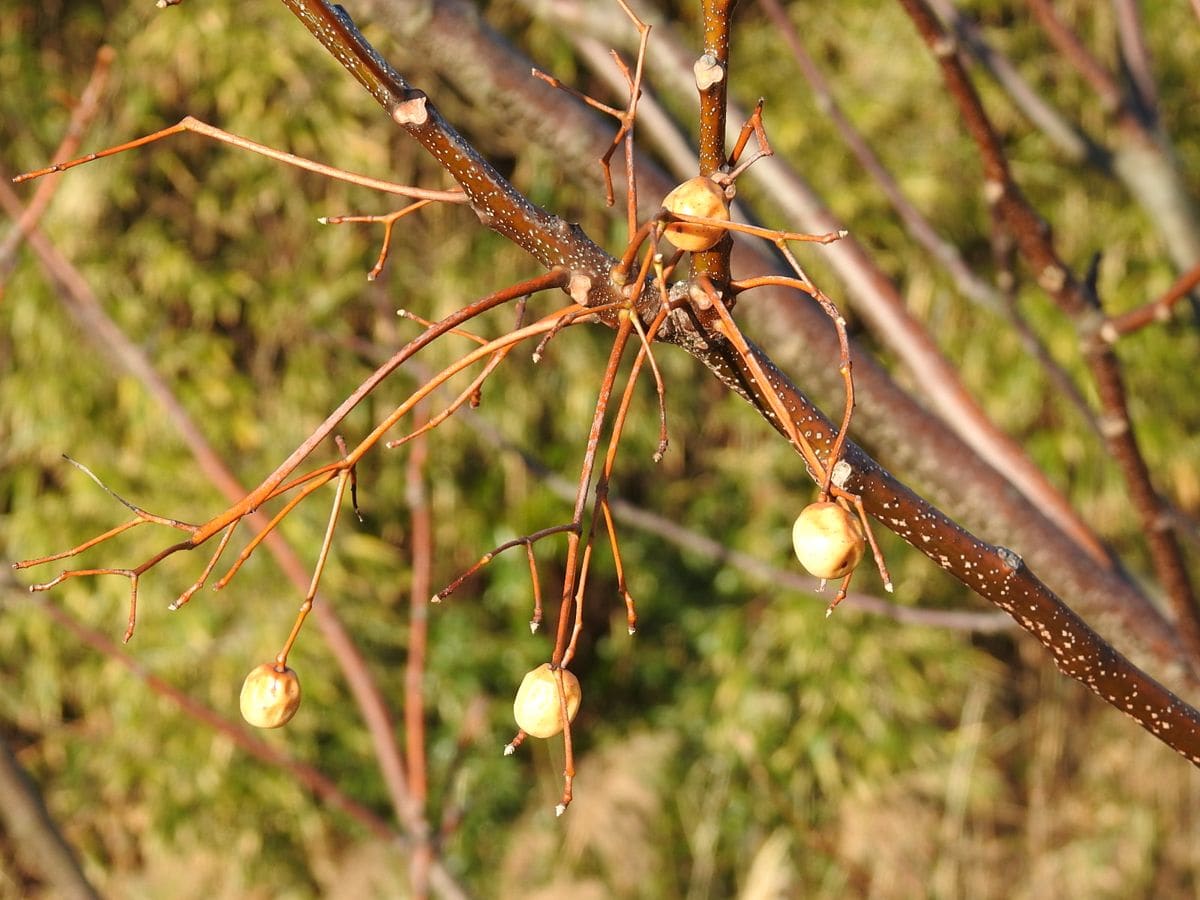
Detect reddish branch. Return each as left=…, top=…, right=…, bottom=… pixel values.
left=1104, top=261, right=1200, bottom=338
left=260, top=0, right=1200, bottom=764
left=0, top=177, right=468, bottom=899
left=539, top=0, right=1119, bottom=572
left=404, top=412, right=433, bottom=899
left=10, top=0, right=1200, bottom=779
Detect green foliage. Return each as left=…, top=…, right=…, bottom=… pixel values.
left=3, top=1, right=1200, bottom=898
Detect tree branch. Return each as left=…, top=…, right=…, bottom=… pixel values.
left=896, top=0, right=1200, bottom=659
left=260, top=0, right=1200, bottom=763
left=0, top=732, right=99, bottom=900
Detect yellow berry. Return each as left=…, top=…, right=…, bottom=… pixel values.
left=239, top=663, right=302, bottom=729
left=662, top=176, right=730, bottom=252
left=513, top=663, right=582, bottom=738
left=792, top=501, right=866, bottom=580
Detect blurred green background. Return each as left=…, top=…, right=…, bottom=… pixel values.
left=3, top=1, right=1200, bottom=897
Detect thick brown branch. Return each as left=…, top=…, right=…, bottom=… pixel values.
left=280, top=0, right=621, bottom=307
left=269, top=0, right=1200, bottom=764
left=721, top=340, right=1200, bottom=764
left=533, top=0, right=1119, bottom=574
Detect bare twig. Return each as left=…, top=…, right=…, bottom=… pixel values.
left=14, top=115, right=465, bottom=204
left=0, top=178, right=466, bottom=900
left=1103, top=261, right=1200, bottom=338
left=404, top=408, right=433, bottom=900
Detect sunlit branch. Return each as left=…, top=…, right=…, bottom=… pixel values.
left=274, top=468, right=353, bottom=667
left=550, top=315, right=636, bottom=669
left=14, top=115, right=466, bottom=203
left=320, top=198, right=449, bottom=280
left=433, top=524, right=577, bottom=605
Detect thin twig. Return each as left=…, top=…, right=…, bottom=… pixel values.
left=14, top=115, right=466, bottom=203
left=0, top=179, right=465, bottom=898
left=1103, top=261, right=1200, bottom=337
left=404, top=409, right=433, bottom=900
left=0, top=45, right=114, bottom=292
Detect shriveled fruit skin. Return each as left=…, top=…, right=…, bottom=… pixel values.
left=662, top=176, right=730, bottom=252
left=513, top=663, right=582, bottom=738
left=792, top=501, right=866, bottom=580
left=239, top=663, right=302, bottom=729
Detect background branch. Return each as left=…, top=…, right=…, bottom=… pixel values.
left=0, top=730, right=99, bottom=900
left=0, top=176, right=465, bottom=900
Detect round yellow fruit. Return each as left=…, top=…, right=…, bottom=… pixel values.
left=662, top=176, right=730, bottom=252
left=513, top=663, right=582, bottom=738
left=239, top=663, right=302, bottom=729
left=792, top=501, right=866, bottom=580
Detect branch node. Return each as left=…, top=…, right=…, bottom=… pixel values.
left=568, top=273, right=593, bottom=304
left=932, top=35, right=958, bottom=58
left=830, top=459, right=853, bottom=490
left=693, top=52, right=725, bottom=91
left=688, top=281, right=714, bottom=310
left=996, top=546, right=1023, bottom=571
left=391, top=95, right=429, bottom=126
left=1097, top=413, right=1130, bottom=439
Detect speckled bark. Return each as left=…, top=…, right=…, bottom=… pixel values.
left=275, top=0, right=1200, bottom=764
